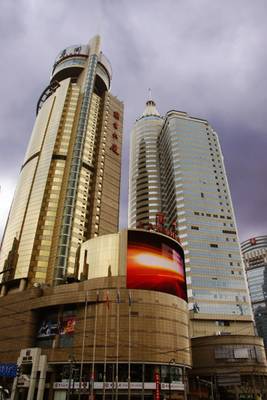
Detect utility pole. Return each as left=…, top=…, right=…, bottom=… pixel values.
left=67, top=356, right=74, bottom=400
left=168, top=359, right=176, bottom=400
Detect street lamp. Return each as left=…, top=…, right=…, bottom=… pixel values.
left=168, top=359, right=176, bottom=400
left=67, top=355, right=76, bottom=400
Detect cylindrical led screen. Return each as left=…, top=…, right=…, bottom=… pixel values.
left=127, top=230, right=187, bottom=301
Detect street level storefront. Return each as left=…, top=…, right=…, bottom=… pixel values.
left=189, top=335, right=267, bottom=400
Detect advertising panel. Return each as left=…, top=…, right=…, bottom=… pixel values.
left=127, top=230, right=187, bottom=301
left=0, top=363, right=17, bottom=378
left=37, top=313, right=76, bottom=339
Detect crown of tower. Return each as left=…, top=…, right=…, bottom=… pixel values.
left=139, top=88, right=160, bottom=118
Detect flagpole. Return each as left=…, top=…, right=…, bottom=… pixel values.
left=79, top=291, right=88, bottom=400
left=115, top=290, right=120, bottom=400
left=90, top=291, right=99, bottom=400
left=103, top=291, right=109, bottom=400
left=128, top=291, right=131, bottom=400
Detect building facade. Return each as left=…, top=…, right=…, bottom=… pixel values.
left=242, top=236, right=267, bottom=349
left=129, top=101, right=254, bottom=338
left=0, top=36, right=123, bottom=287
left=129, top=99, right=163, bottom=227
left=0, top=230, right=191, bottom=400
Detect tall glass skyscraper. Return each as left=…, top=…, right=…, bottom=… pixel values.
left=242, top=236, right=267, bottom=348
left=129, top=100, right=254, bottom=337
left=0, top=36, right=123, bottom=287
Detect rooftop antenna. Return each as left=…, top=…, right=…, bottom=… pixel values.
left=96, top=10, right=103, bottom=39
left=96, top=22, right=102, bottom=36
left=148, top=88, right=152, bottom=101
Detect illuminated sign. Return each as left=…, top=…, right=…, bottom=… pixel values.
left=154, top=372, right=160, bottom=400
left=127, top=230, right=187, bottom=301
left=0, top=363, right=17, bottom=378
left=37, top=314, right=76, bottom=339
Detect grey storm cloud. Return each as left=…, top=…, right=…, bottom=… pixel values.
left=0, top=0, right=267, bottom=242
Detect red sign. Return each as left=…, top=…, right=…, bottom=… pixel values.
left=110, top=143, right=119, bottom=155
left=113, top=111, right=120, bottom=120
left=250, top=238, right=257, bottom=245
left=154, top=372, right=160, bottom=400
left=156, top=212, right=165, bottom=226
left=137, top=221, right=179, bottom=242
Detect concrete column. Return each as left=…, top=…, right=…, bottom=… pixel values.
left=19, top=279, right=27, bottom=291
left=37, top=355, right=47, bottom=400
left=27, top=348, right=41, bottom=400
left=0, top=284, right=7, bottom=297
left=10, top=376, right=18, bottom=400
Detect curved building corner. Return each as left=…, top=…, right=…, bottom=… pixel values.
left=0, top=229, right=191, bottom=400
left=189, top=334, right=267, bottom=399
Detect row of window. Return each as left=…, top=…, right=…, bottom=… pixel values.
left=191, top=277, right=246, bottom=289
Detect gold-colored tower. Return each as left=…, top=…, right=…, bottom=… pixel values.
left=0, top=36, right=123, bottom=286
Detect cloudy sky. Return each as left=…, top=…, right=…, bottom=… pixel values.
left=0, top=0, right=267, bottom=243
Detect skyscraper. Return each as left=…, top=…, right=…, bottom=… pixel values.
left=242, top=236, right=267, bottom=348
left=129, top=99, right=163, bottom=227
left=129, top=100, right=254, bottom=337
left=0, top=36, right=123, bottom=287
left=0, top=38, right=192, bottom=400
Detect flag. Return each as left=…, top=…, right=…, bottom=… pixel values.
left=105, top=291, right=110, bottom=310
left=116, top=289, right=120, bottom=304
left=128, top=291, right=132, bottom=306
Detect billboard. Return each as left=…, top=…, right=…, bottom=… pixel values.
left=127, top=230, right=187, bottom=301
left=37, top=313, right=76, bottom=339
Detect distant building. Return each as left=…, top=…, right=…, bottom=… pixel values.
left=129, top=99, right=254, bottom=338
left=242, top=236, right=267, bottom=348
left=0, top=36, right=123, bottom=287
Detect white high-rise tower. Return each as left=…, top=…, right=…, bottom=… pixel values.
left=129, top=101, right=254, bottom=337
left=129, top=99, right=163, bottom=228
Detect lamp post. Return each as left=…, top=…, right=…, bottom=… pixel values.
left=67, top=355, right=75, bottom=400
left=168, top=359, right=176, bottom=400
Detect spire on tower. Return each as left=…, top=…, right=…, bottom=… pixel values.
left=141, top=89, right=160, bottom=118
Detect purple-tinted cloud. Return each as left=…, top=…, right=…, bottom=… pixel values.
left=0, top=0, right=267, bottom=243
